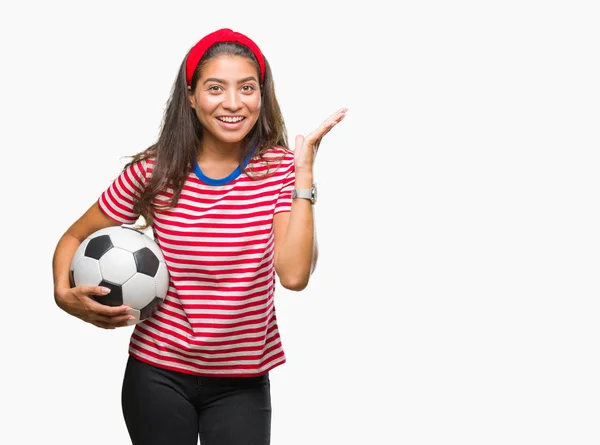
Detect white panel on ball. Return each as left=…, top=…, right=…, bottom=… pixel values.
left=99, top=248, right=137, bottom=284
left=109, top=227, right=147, bottom=252
left=126, top=308, right=142, bottom=325
left=155, top=262, right=169, bottom=299
left=122, top=273, right=156, bottom=309
left=71, top=238, right=91, bottom=270
left=73, top=256, right=103, bottom=286
left=92, top=227, right=120, bottom=238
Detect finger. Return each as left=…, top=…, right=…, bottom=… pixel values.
left=305, top=127, right=332, bottom=147
left=93, top=302, right=132, bottom=316
left=305, top=109, right=348, bottom=146
left=79, top=285, right=129, bottom=310
left=78, top=286, right=131, bottom=315
left=83, top=297, right=132, bottom=316
left=320, top=108, right=348, bottom=128
left=96, top=312, right=135, bottom=322
left=95, top=313, right=135, bottom=327
left=92, top=320, right=116, bottom=330
left=81, top=285, right=112, bottom=297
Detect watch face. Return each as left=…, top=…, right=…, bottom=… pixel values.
left=311, top=185, right=317, bottom=204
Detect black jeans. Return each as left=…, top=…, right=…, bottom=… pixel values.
left=121, top=355, right=272, bottom=445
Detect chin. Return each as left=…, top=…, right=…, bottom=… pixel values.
left=214, top=124, right=253, bottom=143
left=218, top=133, right=247, bottom=144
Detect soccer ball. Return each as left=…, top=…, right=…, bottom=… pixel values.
left=70, top=226, right=169, bottom=324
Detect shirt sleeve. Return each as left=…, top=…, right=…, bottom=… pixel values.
left=274, top=159, right=295, bottom=215
left=98, top=159, right=149, bottom=224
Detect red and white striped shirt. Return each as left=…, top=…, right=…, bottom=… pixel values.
left=98, top=147, right=295, bottom=377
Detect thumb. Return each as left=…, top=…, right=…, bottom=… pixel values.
left=83, top=285, right=111, bottom=296
left=294, top=135, right=304, bottom=151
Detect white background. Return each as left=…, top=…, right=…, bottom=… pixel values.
left=1, top=1, right=599, bottom=444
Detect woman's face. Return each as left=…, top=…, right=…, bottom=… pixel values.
left=189, top=54, right=261, bottom=146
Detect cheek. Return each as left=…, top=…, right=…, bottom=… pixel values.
left=193, top=100, right=217, bottom=126
left=198, top=95, right=220, bottom=112
left=249, top=96, right=261, bottom=113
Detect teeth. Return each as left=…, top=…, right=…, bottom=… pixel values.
left=219, top=117, right=244, bottom=123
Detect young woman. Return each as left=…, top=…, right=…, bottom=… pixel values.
left=52, top=28, right=346, bottom=445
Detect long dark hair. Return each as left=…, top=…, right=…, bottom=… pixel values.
left=125, top=42, right=288, bottom=228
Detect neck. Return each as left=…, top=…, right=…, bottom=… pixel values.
left=198, top=136, right=244, bottom=163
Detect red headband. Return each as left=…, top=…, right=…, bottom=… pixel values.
left=185, top=28, right=266, bottom=87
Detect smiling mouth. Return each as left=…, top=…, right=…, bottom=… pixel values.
left=217, top=116, right=245, bottom=123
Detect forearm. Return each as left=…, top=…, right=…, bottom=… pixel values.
left=53, top=233, right=81, bottom=298
left=53, top=202, right=121, bottom=301
left=275, top=171, right=318, bottom=290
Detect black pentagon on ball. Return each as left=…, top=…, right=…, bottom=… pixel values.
left=85, top=235, right=113, bottom=260
left=92, top=281, right=124, bottom=307
left=133, top=247, right=160, bottom=276
left=140, top=297, right=163, bottom=320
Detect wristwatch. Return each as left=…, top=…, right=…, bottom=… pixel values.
left=291, top=184, right=317, bottom=205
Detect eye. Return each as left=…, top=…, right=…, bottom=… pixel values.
left=241, top=84, right=255, bottom=93
left=208, top=85, right=223, bottom=93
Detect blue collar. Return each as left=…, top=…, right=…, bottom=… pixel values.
left=193, top=147, right=257, bottom=186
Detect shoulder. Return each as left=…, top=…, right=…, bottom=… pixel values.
left=264, top=145, right=293, bottom=157
left=257, top=145, right=293, bottom=161
left=253, top=146, right=294, bottom=170
left=245, top=146, right=294, bottom=183
left=123, top=156, right=156, bottom=179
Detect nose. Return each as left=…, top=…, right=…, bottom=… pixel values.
left=223, top=89, right=242, bottom=111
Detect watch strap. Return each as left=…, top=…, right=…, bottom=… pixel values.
left=291, top=189, right=312, bottom=200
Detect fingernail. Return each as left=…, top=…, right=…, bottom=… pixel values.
left=101, top=287, right=111, bottom=294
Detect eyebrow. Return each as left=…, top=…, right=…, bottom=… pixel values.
left=203, top=76, right=258, bottom=85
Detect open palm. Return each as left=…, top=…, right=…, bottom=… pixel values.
left=293, top=107, right=348, bottom=172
